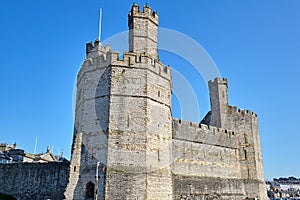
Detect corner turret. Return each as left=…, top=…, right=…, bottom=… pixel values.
left=128, top=3, right=158, bottom=59
left=86, top=39, right=111, bottom=59
left=208, top=77, right=229, bottom=128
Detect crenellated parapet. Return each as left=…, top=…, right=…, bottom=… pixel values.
left=128, top=3, right=159, bottom=59
left=128, top=3, right=158, bottom=26
left=172, top=118, right=238, bottom=149
left=173, top=118, right=236, bottom=137
left=208, top=77, right=258, bottom=120
left=208, top=77, right=228, bottom=85
left=77, top=42, right=171, bottom=86
left=228, top=105, right=258, bottom=119
left=86, top=39, right=111, bottom=58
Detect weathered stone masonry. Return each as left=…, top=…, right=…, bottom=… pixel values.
left=0, top=162, right=69, bottom=200
left=65, top=3, right=268, bottom=200
left=0, top=3, right=267, bottom=200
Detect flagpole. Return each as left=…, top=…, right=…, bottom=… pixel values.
left=34, top=137, right=37, bottom=154
left=99, top=8, right=102, bottom=41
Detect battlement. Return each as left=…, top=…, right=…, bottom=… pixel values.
left=173, top=118, right=236, bottom=138
left=86, top=39, right=111, bottom=58
left=78, top=44, right=171, bottom=85
left=228, top=106, right=258, bottom=118
left=111, top=52, right=170, bottom=77
left=128, top=3, right=158, bottom=26
left=208, top=77, right=228, bottom=85
left=172, top=118, right=238, bottom=149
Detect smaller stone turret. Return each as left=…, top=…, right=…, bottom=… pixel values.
left=128, top=3, right=159, bottom=59
left=85, top=39, right=111, bottom=59
left=208, top=77, right=229, bottom=128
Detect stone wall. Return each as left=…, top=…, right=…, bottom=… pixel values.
left=224, top=106, right=266, bottom=199
left=105, top=45, right=173, bottom=199
left=173, top=175, right=246, bottom=200
left=65, top=42, right=111, bottom=199
left=172, top=119, right=237, bottom=149
left=206, top=77, right=267, bottom=199
left=0, top=162, right=69, bottom=200
left=172, top=119, right=246, bottom=199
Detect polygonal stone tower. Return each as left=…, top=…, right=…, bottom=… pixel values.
left=65, top=3, right=268, bottom=200
left=129, top=3, right=158, bottom=59
left=65, top=4, right=173, bottom=200
left=208, top=78, right=267, bottom=199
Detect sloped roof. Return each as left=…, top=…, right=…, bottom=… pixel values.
left=0, top=151, right=12, bottom=161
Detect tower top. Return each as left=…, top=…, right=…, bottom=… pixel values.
left=128, top=3, right=158, bottom=26
left=208, top=77, right=228, bottom=85
left=85, top=39, right=111, bottom=58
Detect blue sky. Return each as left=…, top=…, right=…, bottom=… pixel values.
left=0, top=0, right=299, bottom=180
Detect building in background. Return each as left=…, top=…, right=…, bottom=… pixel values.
left=267, top=177, right=300, bottom=199
left=0, top=143, right=67, bottom=163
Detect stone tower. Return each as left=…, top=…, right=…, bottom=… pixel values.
left=65, top=4, right=173, bottom=200
left=207, top=78, right=267, bottom=199
left=65, top=3, right=268, bottom=200
left=129, top=3, right=158, bottom=59
left=208, top=77, right=229, bottom=128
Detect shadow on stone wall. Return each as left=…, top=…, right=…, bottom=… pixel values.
left=0, top=162, right=69, bottom=200
left=0, top=193, right=16, bottom=200
left=70, top=67, right=111, bottom=199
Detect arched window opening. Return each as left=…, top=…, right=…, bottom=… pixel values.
left=85, top=182, right=94, bottom=199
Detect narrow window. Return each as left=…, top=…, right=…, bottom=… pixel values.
left=85, top=182, right=95, bottom=199
left=127, top=115, right=130, bottom=127
left=158, top=90, right=160, bottom=97
left=81, top=144, right=86, bottom=154
left=244, top=134, right=248, bottom=144
left=77, top=88, right=82, bottom=102
left=74, top=166, right=76, bottom=172
left=92, top=148, right=96, bottom=160
left=157, top=150, right=160, bottom=161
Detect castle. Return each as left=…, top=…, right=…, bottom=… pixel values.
left=65, top=4, right=267, bottom=200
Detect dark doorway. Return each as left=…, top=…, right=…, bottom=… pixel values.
left=85, top=182, right=95, bottom=199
